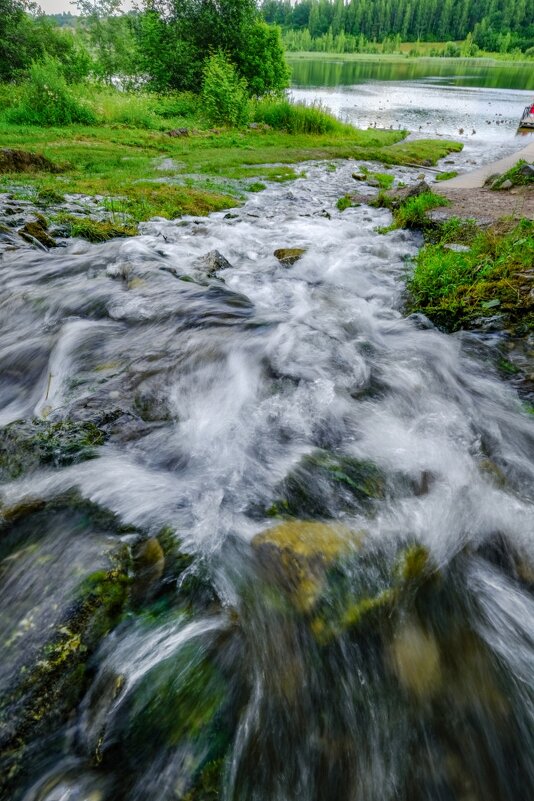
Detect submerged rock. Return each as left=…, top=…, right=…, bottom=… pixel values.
left=253, top=520, right=361, bottom=611
left=265, top=449, right=385, bottom=519
left=273, top=247, right=306, bottom=266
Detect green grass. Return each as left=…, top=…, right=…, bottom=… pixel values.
left=407, top=218, right=534, bottom=332
left=54, top=214, right=138, bottom=242
left=337, top=195, right=354, bottom=211
left=0, top=83, right=462, bottom=224
left=375, top=190, right=450, bottom=231
left=491, top=159, right=534, bottom=190
left=435, top=170, right=458, bottom=181
left=252, top=98, right=353, bottom=134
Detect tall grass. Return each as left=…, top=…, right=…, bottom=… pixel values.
left=7, top=60, right=96, bottom=127
left=252, top=98, right=351, bottom=134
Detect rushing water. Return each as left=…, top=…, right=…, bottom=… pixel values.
left=1, top=152, right=534, bottom=801
left=290, top=57, right=534, bottom=162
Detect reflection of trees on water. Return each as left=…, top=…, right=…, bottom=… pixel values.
left=289, top=58, right=534, bottom=91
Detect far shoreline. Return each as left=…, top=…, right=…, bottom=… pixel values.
left=286, top=51, right=534, bottom=68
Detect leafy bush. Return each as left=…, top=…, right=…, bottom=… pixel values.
left=8, top=59, right=96, bottom=126
left=201, top=53, right=249, bottom=127
left=253, top=98, right=349, bottom=134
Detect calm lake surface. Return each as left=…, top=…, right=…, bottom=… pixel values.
left=290, top=57, right=534, bottom=162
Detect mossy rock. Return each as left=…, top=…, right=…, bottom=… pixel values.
left=266, top=450, right=385, bottom=519
left=100, top=627, right=246, bottom=800
left=0, top=506, right=131, bottom=797
left=0, top=418, right=106, bottom=481
left=19, top=220, right=57, bottom=249
left=253, top=520, right=362, bottom=612
left=273, top=247, right=306, bottom=266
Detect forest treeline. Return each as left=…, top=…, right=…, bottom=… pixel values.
left=262, top=0, right=534, bottom=53
left=0, top=0, right=289, bottom=93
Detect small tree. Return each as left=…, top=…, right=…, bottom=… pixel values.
left=234, top=22, right=289, bottom=97
left=201, top=52, right=249, bottom=127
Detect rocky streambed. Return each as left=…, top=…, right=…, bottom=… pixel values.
left=1, top=157, right=534, bottom=801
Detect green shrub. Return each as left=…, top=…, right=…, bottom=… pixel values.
left=234, top=21, right=290, bottom=97
left=201, top=52, right=249, bottom=127
left=8, top=59, right=96, bottom=126
left=253, top=98, right=349, bottom=134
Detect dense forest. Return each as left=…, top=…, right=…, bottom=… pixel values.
left=262, top=0, right=534, bottom=53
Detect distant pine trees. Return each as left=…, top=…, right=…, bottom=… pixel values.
left=261, top=0, right=534, bottom=53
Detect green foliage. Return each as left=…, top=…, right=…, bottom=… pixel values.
left=0, top=0, right=93, bottom=82
left=234, top=21, right=290, bottom=96
left=134, top=0, right=289, bottom=95
left=8, top=59, right=96, bottom=126
left=435, top=170, right=458, bottom=181
left=491, top=160, right=534, bottom=189
left=337, top=194, right=353, bottom=211
left=253, top=97, right=349, bottom=133
left=76, top=0, right=139, bottom=85
left=262, top=0, right=534, bottom=54
left=201, top=53, right=249, bottom=127
left=384, top=191, right=450, bottom=230
left=407, top=218, right=534, bottom=331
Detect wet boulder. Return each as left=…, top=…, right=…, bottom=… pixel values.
left=252, top=520, right=361, bottom=612
left=195, top=249, right=234, bottom=277
left=379, top=180, right=432, bottom=210
left=273, top=247, right=306, bottom=266
left=0, top=502, right=132, bottom=797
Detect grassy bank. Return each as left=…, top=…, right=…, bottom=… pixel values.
left=407, top=217, right=534, bottom=334
left=0, top=92, right=462, bottom=228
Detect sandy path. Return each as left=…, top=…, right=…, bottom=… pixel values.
left=439, top=140, right=534, bottom=189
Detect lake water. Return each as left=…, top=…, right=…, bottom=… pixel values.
left=290, top=57, right=534, bottom=163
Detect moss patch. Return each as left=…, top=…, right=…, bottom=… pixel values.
left=0, top=418, right=106, bottom=480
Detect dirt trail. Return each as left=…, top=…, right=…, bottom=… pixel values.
left=434, top=139, right=534, bottom=223
left=439, top=140, right=534, bottom=189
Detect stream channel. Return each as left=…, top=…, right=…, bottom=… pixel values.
left=1, top=147, right=534, bottom=801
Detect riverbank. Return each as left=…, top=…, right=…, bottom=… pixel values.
left=0, top=118, right=461, bottom=234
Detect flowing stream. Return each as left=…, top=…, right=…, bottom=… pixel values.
left=1, top=159, right=534, bottom=801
